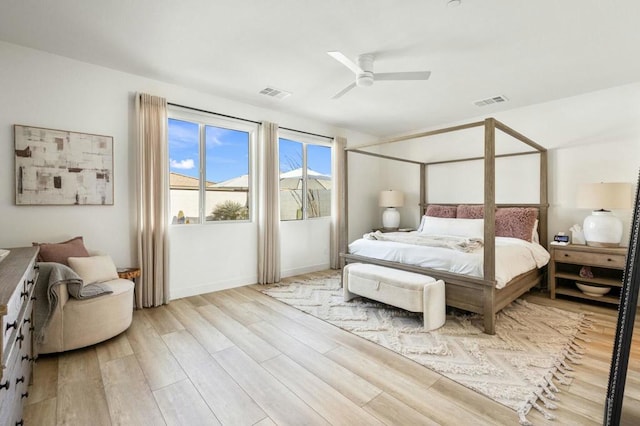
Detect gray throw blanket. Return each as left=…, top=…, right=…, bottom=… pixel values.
left=34, top=262, right=113, bottom=343
left=363, top=231, right=484, bottom=253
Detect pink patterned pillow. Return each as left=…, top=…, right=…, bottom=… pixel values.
left=425, top=205, right=457, bottom=218
left=456, top=205, right=484, bottom=219
left=495, top=208, right=538, bottom=242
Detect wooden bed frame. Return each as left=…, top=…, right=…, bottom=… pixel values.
left=340, top=118, right=548, bottom=334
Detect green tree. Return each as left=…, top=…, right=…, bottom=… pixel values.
left=210, top=200, right=248, bottom=221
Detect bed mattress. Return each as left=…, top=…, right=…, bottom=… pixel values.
left=348, top=233, right=550, bottom=289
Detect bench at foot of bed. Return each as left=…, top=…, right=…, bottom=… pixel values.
left=343, top=263, right=446, bottom=331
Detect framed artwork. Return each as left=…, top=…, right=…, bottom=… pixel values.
left=14, top=125, right=114, bottom=205
left=604, top=170, right=640, bottom=425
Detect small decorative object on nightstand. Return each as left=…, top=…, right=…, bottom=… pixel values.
left=548, top=244, right=626, bottom=306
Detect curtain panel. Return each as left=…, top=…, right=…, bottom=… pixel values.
left=135, top=92, right=170, bottom=307
left=258, top=121, right=281, bottom=284
left=330, top=136, right=347, bottom=269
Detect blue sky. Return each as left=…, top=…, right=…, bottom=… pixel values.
left=169, top=119, right=331, bottom=183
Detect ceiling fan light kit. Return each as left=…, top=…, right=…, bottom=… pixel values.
left=328, top=51, right=431, bottom=98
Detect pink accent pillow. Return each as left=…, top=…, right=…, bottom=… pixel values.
left=495, top=208, right=539, bottom=242
left=456, top=205, right=484, bottom=219
left=33, top=236, right=90, bottom=266
left=425, top=205, right=457, bottom=218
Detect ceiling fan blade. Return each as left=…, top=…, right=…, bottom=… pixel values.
left=327, top=51, right=363, bottom=74
left=331, top=82, right=357, bottom=99
left=374, top=71, right=431, bottom=81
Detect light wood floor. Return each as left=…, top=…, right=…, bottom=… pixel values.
left=24, top=271, right=640, bottom=425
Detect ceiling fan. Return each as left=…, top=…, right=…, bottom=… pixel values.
left=327, top=51, right=431, bottom=99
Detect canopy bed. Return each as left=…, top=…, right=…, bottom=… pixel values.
left=340, top=117, right=549, bottom=334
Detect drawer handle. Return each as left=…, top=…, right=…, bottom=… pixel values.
left=29, top=326, right=35, bottom=332
left=21, top=391, right=29, bottom=399
left=22, top=354, right=29, bottom=361
left=563, top=253, right=569, bottom=257
left=16, top=376, right=25, bottom=384
left=20, top=290, right=28, bottom=299
left=31, top=296, right=37, bottom=301
left=0, top=380, right=9, bottom=390
left=16, top=334, right=24, bottom=343
left=23, top=318, right=31, bottom=324
left=27, top=279, right=34, bottom=286
left=16, top=420, right=24, bottom=426
left=5, top=321, right=17, bottom=333
left=34, top=264, right=40, bottom=270
left=607, top=258, right=613, bottom=262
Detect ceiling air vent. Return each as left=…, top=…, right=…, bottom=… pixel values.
left=259, top=87, right=291, bottom=100
left=473, top=95, right=508, bottom=107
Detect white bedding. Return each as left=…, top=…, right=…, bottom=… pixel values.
left=348, top=232, right=550, bottom=289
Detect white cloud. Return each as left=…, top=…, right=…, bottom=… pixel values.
left=170, top=158, right=195, bottom=169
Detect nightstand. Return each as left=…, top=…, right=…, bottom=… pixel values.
left=548, top=244, right=627, bottom=305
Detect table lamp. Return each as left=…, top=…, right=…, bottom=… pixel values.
left=577, top=182, right=632, bottom=247
left=379, top=190, right=404, bottom=230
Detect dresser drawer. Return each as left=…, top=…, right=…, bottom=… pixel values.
left=553, top=248, right=626, bottom=269
left=2, top=259, right=36, bottom=356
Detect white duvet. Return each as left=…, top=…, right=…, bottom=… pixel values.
left=348, top=232, right=550, bottom=289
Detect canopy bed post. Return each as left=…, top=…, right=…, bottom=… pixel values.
left=341, top=147, right=349, bottom=270
left=420, top=163, right=427, bottom=213
left=540, top=150, right=549, bottom=250
left=483, top=117, right=497, bottom=334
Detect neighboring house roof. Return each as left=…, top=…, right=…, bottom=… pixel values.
left=169, top=172, right=215, bottom=190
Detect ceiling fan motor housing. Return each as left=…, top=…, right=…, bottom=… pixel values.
left=356, top=54, right=374, bottom=87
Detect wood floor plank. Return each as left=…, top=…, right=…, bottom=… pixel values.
left=126, top=309, right=171, bottom=354
left=262, top=353, right=384, bottom=425
left=153, top=378, right=220, bottom=426
left=166, top=299, right=235, bottom=353
left=95, top=332, right=134, bottom=365
left=201, top=290, right=263, bottom=326
left=213, top=346, right=330, bottom=425
left=134, top=348, right=187, bottom=391
left=249, top=319, right=381, bottom=406
left=57, top=378, right=111, bottom=426
left=24, top=397, right=57, bottom=426
left=26, top=355, right=58, bottom=405
left=162, top=330, right=267, bottom=425
left=57, top=346, right=102, bottom=385
left=363, top=392, right=440, bottom=426
left=100, top=354, right=165, bottom=425
left=197, top=304, right=281, bottom=363
left=325, top=345, right=497, bottom=426
left=246, top=299, right=339, bottom=354
left=183, top=294, right=210, bottom=308
left=144, top=305, right=185, bottom=335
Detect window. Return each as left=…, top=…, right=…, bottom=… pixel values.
left=278, top=132, right=332, bottom=220
left=168, top=109, right=256, bottom=224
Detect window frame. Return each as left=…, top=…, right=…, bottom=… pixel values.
left=168, top=106, right=257, bottom=225
left=278, top=130, right=332, bottom=221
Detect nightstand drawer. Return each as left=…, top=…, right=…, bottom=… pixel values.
left=553, top=249, right=625, bottom=269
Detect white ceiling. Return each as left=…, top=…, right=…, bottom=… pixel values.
left=1, top=0, right=639, bottom=138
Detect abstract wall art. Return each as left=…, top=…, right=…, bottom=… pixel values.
left=14, top=125, right=114, bottom=205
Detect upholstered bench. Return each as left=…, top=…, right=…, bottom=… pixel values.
left=343, top=263, right=446, bottom=331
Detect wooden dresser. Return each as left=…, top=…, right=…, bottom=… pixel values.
left=0, top=247, right=39, bottom=426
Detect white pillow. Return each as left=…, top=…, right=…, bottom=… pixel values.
left=416, top=215, right=427, bottom=233
left=420, top=217, right=484, bottom=239
left=68, top=255, right=119, bottom=284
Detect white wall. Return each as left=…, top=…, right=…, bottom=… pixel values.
left=374, top=82, right=640, bottom=245
left=0, top=41, right=375, bottom=299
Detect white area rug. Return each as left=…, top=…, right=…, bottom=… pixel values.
left=260, top=270, right=592, bottom=425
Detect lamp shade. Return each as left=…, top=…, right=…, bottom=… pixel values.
left=379, top=190, right=404, bottom=207
left=576, top=183, right=632, bottom=210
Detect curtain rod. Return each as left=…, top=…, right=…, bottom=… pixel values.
left=167, top=102, right=262, bottom=125
left=279, top=126, right=332, bottom=140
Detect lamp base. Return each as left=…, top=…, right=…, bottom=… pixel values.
left=382, top=207, right=400, bottom=230
left=583, top=210, right=623, bottom=247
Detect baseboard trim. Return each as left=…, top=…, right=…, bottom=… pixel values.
left=281, top=263, right=330, bottom=278
left=170, top=275, right=257, bottom=300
